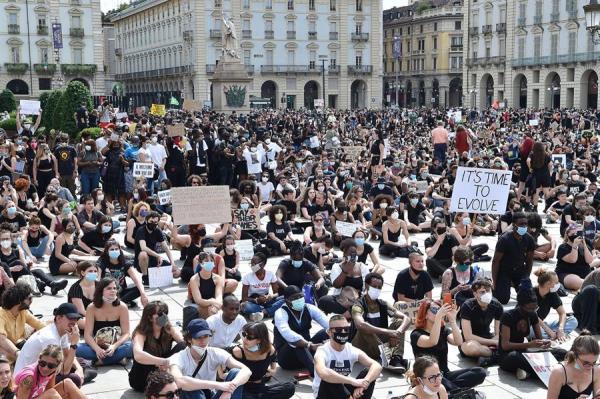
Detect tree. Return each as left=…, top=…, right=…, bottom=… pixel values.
left=0, top=89, right=16, bottom=113
left=44, top=89, right=63, bottom=130
left=54, top=81, right=92, bottom=137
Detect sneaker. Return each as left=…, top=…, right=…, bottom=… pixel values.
left=49, top=279, right=68, bottom=296
left=516, top=368, right=530, bottom=380
left=83, top=368, right=97, bottom=384
left=127, top=301, right=139, bottom=309
left=385, top=355, right=407, bottom=374
left=557, top=287, right=568, bottom=297
left=248, top=312, right=264, bottom=322
left=477, top=356, right=496, bottom=368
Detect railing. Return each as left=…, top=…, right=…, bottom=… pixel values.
left=328, top=65, right=340, bottom=74
left=469, top=27, right=479, bottom=35
left=4, top=63, right=28, bottom=74
left=329, top=32, right=338, bottom=40
left=308, top=31, right=317, bottom=39
left=550, top=12, right=560, bottom=22
left=264, top=30, right=274, bottom=39
left=568, top=10, right=578, bottom=20
left=37, top=25, right=48, bottom=35
left=115, top=48, right=122, bottom=57
left=34, top=64, right=56, bottom=74
left=482, top=25, right=492, bottom=34
left=242, top=30, right=252, bottom=39
left=207, top=64, right=254, bottom=75
left=511, top=52, right=600, bottom=67
left=465, top=56, right=507, bottom=67
left=61, top=64, right=97, bottom=75
left=517, top=17, right=526, bottom=27
left=351, top=32, right=369, bottom=41
left=286, top=30, right=296, bottom=39
left=245, top=65, right=255, bottom=74
left=114, top=66, right=191, bottom=80
left=496, top=23, right=506, bottom=33
left=70, top=28, right=84, bottom=38
left=183, top=30, right=193, bottom=41
left=347, top=65, right=372, bottom=74
left=209, top=29, right=221, bottom=38
left=260, top=65, right=312, bottom=73
left=8, top=24, right=19, bottom=34
left=450, top=45, right=463, bottom=52
left=534, top=15, right=542, bottom=24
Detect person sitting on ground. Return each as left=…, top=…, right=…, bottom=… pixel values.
left=528, top=212, right=556, bottom=261
left=218, top=235, right=242, bottom=287
left=135, top=211, right=179, bottom=285
left=424, top=218, right=459, bottom=279
left=555, top=223, right=595, bottom=292
left=276, top=242, right=326, bottom=299
left=144, top=370, right=180, bottom=399
left=76, top=195, right=105, bottom=234
left=206, top=295, right=246, bottom=349
left=67, top=262, right=98, bottom=330
left=352, top=229, right=384, bottom=274
left=48, top=219, right=87, bottom=276
left=0, top=355, right=13, bottom=399
left=393, top=253, right=433, bottom=302
left=20, top=216, right=53, bottom=262
left=188, top=252, right=224, bottom=319
left=330, top=239, right=371, bottom=296
left=532, top=268, right=578, bottom=340
left=403, top=356, right=448, bottom=399
left=440, top=246, right=484, bottom=307
left=79, top=215, right=114, bottom=255
left=572, top=269, right=600, bottom=333
left=240, top=253, right=284, bottom=321
left=379, top=206, right=413, bottom=258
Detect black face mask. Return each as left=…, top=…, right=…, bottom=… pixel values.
left=436, top=228, right=446, bottom=235
left=198, top=228, right=207, bottom=236
left=338, top=206, right=347, bottom=212
left=332, top=331, right=350, bottom=345
left=410, top=266, right=422, bottom=275
left=146, top=222, right=158, bottom=231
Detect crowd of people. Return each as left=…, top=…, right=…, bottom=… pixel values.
left=0, top=101, right=597, bottom=399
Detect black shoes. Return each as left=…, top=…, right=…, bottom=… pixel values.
left=50, top=279, right=68, bottom=296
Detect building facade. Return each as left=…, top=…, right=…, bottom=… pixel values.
left=464, top=0, right=599, bottom=110
left=111, top=0, right=383, bottom=110
left=383, top=1, right=463, bottom=109
left=0, top=0, right=105, bottom=97
left=103, top=22, right=118, bottom=96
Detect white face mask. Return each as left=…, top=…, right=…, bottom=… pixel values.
left=97, top=194, right=104, bottom=201
left=226, top=244, right=235, bottom=251
left=479, top=292, right=493, bottom=304
left=585, top=215, right=596, bottom=223
left=262, top=177, right=269, bottom=183
left=550, top=283, right=561, bottom=293
left=391, top=212, right=399, bottom=219
left=380, top=203, right=388, bottom=209
left=85, top=145, right=91, bottom=151
left=251, top=264, right=261, bottom=273
left=192, top=345, right=206, bottom=357
left=420, top=379, right=439, bottom=396
left=368, top=287, right=381, bottom=300
left=0, top=240, right=11, bottom=249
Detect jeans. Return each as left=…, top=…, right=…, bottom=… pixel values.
left=433, top=143, right=447, bottom=164
left=442, top=368, right=487, bottom=392
left=80, top=171, right=100, bottom=196
left=76, top=340, right=133, bottom=365
left=241, top=296, right=285, bottom=317
left=426, top=258, right=453, bottom=279
left=493, top=270, right=527, bottom=305
left=27, top=235, right=50, bottom=258
left=537, top=315, right=578, bottom=339
left=276, top=330, right=329, bottom=376
left=179, top=368, right=244, bottom=399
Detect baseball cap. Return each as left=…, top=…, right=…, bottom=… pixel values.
left=187, top=319, right=212, bottom=338
left=54, top=303, right=83, bottom=319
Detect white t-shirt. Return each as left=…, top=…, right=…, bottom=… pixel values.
left=96, top=136, right=109, bottom=152
left=242, top=270, right=277, bottom=297
left=312, top=342, right=362, bottom=397
left=206, top=312, right=247, bottom=349
left=169, top=347, right=230, bottom=381
left=243, top=148, right=266, bottom=175
left=329, top=262, right=370, bottom=295
left=147, top=143, right=168, bottom=167
left=265, top=142, right=281, bottom=161
left=259, top=182, right=275, bottom=203
left=14, top=323, right=69, bottom=373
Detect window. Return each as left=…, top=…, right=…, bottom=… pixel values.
left=287, top=50, right=295, bottom=64
left=330, top=21, right=337, bottom=32
left=499, top=38, right=505, bottom=56
left=71, top=15, right=81, bottom=28
left=288, top=0, right=293, bottom=10
left=309, top=50, right=316, bottom=68
left=309, top=0, right=315, bottom=10
left=73, top=48, right=83, bottom=64
left=535, top=1, right=542, bottom=17
left=242, top=0, right=249, bottom=9
left=569, top=31, right=576, bottom=54
left=243, top=50, right=250, bottom=65
left=518, top=37, right=525, bottom=59
left=243, top=19, right=250, bottom=31
left=265, top=20, right=273, bottom=31
left=356, top=0, right=362, bottom=11
left=451, top=36, right=463, bottom=46
left=552, top=0, right=559, bottom=14
left=11, top=47, right=20, bottom=63
left=287, top=20, right=294, bottom=32
left=500, top=7, right=506, bottom=23
left=214, top=0, right=221, bottom=6
left=432, top=57, right=437, bottom=70
left=567, top=0, right=577, bottom=12
left=266, top=0, right=272, bottom=9
left=39, top=78, right=51, bottom=90
left=534, top=36, right=541, bottom=58
left=356, top=23, right=362, bottom=34
left=40, top=47, right=48, bottom=63
left=38, top=16, right=47, bottom=27
left=419, top=25, right=423, bottom=33
left=485, top=46, right=490, bottom=58
left=432, top=36, right=437, bottom=50
left=8, top=13, right=17, bottom=25
left=266, top=49, right=273, bottom=64
left=551, top=34, right=558, bottom=57
left=455, top=21, right=461, bottom=30
left=519, top=2, right=526, bottom=19
left=329, top=51, right=336, bottom=67
left=309, top=21, right=315, bottom=33
left=433, top=22, right=437, bottom=31
left=355, top=51, right=362, bottom=66
left=330, top=0, right=335, bottom=11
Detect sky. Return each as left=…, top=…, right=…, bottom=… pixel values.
left=100, top=0, right=408, bottom=13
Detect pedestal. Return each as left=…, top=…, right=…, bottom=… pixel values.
left=209, top=56, right=253, bottom=113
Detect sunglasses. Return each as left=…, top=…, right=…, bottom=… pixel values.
left=241, top=331, right=257, bottom=340
left=157, top=388, right=182, bottom=399
left=429, top=306, right=440, bottom=315
left=38, top=360, right=59, bottom=369
left=331, top=327, right=350, bottom=333
left=423, top=373, right=443, bottom=383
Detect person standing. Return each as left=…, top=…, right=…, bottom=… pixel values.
left=431, top=121, right=449, bottom=164
left=53, top=133, right=78, bottom=198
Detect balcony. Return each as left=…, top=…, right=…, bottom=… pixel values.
left=517, top=17, right=526, bottom=27
left=183, top=30, right=193, bottom=41
left=70, top=0, right=81, bottom=4
left=329, top=32, right=338, bottom=40
left=469, top=27, right=479, bottom=36
left=511, top=52, right=600, bottom=68
left=4, top=63, right=28, bottom=74
left=534, top=15, right=542, bottom=25
left=482, top=25, right=492, bottom=34
left=209, top=29, right=221, bottom=39
left=115, top=48, right=122, bottom=57
left=450, top=45, right=463, bottom=52
left=347, top=65, right=372, bottom=74
left=34, top=64, right=56, bottom=75
left=37, top=25, right=48, bottom=35
left=206, top=64, right=255, bottom=75
left=8, top=24, right=19, bottom=34
left=242, top=30, right=252, bottom=39
left=496, top=23, right=506, bottom=33
left=264, top=30, right=274, bottom=39
left=260, top=65, right=312, bottom=74
left=466, top=56, right=506, bottom=67
left=568, top=10, right=578, bottom=20
left=114, top=66, right=191, bottom=81
left=70, top=28, right=84, bottom=38
left=286, top=30, right=296, bottom=39
left=61, top=64, right=97, bottom=76
left=328, top=65, right=340, bottom=74
left=550, top=12, right=560, bottom=22
left=308, top=31, right=317, bottom=40
left=307, top=64, right=321, bottom=74
left=351, top=32, right=369, bottom=41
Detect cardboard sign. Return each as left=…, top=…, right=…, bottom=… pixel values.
left=342, top=146, right=364, bottom=160
left=171, top=186, right=232, bottom=225
left=135, top=107, right=144, bottom=116
left=167, top=123, right=185, bottom=138
left=552, top=154, right=567, bottom=168
left=19, top=100, right=41, bottom=115
left=393, top=301, right=422, bottom=328
left=414, top=180, right=429, bottom=194
left=148, top=265, right=173, bottom=288
left=309, top=136, right=320, bottom=148
left=150, top=104, right=166, bottom=116
left=529, top=119, right=539, bottom=126
left=157, top=190, right=171, bottom=205
left=450, top=167, right=512, bottom=215
left=132, top=162, right=154, bottom=178
left=182, top=99, right=201, bottom=113
left=116, top=112, right=128, bottom=120
left=523, top=352, right=559, bottom=388
left=232, top=208, right=260, bottom=230
left=314, top=99, right=324, bottom=108
left=235, top=239, right=254, bottom=261
left=336, top=221, right=358, bottom=237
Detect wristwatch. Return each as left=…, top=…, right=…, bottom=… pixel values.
left=70, top=344, right=78, bottom=350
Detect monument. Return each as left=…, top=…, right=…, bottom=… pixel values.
left=209, top=13, right=252, bottom=113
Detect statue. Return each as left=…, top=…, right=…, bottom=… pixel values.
left=221, top=13, right=239, bottom=59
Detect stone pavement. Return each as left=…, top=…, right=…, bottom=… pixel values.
left=26, top=216, right=571, bottom=399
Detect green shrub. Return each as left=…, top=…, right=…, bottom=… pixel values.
left=75, top=127, right=102, bottom=141
left=0, top=90, right=16, bottom=113
left=0, top=118, right=17, bottom=132
left=54, top=81, right=92, bottom=137
left=44, top=90, right=63, bottom=130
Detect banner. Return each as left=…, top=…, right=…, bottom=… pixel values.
left=414, top=180, right=429, bottom=194
left=167, top=123, right=185, bottom=138
left=19, top=100, right=41, bottom=115
left=529, top=119, right=539, bottom=126
left=116, top=112, right=128, bottom=120
left=523, top=352, right=558, bottom=388
left=232, top=208, right=260, bottom=230
left=450, top=167, right=512, bottom=215
left=132, top=162, right=154, bottom=178
left=52, top=23, right=63, bottom=49
left=314, top=99, right=324, bottom=108
left=148, top=265, right=173, bottom=288
left=150, top=104, right=166, bottom=116
left=393, top=36, right=401, bottom=59
left=171, top=186, right=232, bottom=225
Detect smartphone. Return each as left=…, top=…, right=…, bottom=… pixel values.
left=443, top=292, right=452, bottom=306
left=578, top=230, right=584, bottom=238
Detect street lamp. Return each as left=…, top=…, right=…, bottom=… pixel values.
left=547, top=86, right=560, bottom=109
left=585, top=0, right=600, bottom=44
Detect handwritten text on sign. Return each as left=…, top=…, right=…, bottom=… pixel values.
left=450, top=167, right=512, bottom=215
left=132, top=162, right=154, bottom=178
left=232, top=208, right=260, bottom=230
left=171, top=186, right=232, bottom=225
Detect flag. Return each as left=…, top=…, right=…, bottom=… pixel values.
left=169, top=96, right=180, bottom=106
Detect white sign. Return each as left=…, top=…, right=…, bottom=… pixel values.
left=529, top=119, right=539, bottom=126
left=157, top=190, right=171, bottom=205
left=450, top=167, right=512, bottom=215
left=116, top=112, right=128, bottom=120
left=235, top=239, right=254, bottom=261
left=551, top=154, right=567, bottom=168
left=309, top=136, right=320, bottom=148
left=336, top=220, right=358, bottom=237
left=414, top=180, right=429, bottom=194
left=523, top=352, right=559, bottom=388
left=132, top=162, right=154, bottom=178
left=14, top=160, right=25, bottom=174
left=148, top=265, right=173, bottom=288
left=19, top=100, right=41, bottom=115
left=314, top=99, right=324, bottom=108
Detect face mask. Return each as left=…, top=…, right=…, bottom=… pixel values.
left=85, top=272, right=97, bottom=282
left=247, top=344, right=260, bottom=352
left=146, top=222, right=157, bottom=231
left=368, top=287, right=381, bottom=300
left=479, top=292, right=493, bottom=304
left=103, top=295, right=117, bottom=304
left=346, top=181, right=353, bottom=189
left=240, top=203, right=250, bottom=210
left=151, top=137, right=158, bottom=143
left=391, top=212, right=399, bottom=219
left=65, top=226, right=76, bottom=234
left=380, top=203, right=388, bottom=209
left=108, top=249, right=120, bottom=260
left=291, top=259, right=302, bottom=268
left=262, top=177, right=269, bottom=183
left=1, top=240, right=12, bottom=250
left=462, top=217, right=471, bottom=225
left=457, top=263, right=470, bottom=272
left=7, top=206, right=16, bottom=215
left=101, top=225, right=112, bottom=234
left=332, top=331, right=350, bottom=345
left=419, top=379, right=439, bottom=396
left=251, top=264, right=261, bottom=273
left=345, top=254, right=358, bottom=263
left=265, top=139, right=271, bottom=144
left=550, top=283, right=561, bottom=293
left=97, top=194, right=104, bottom=201
left=516, top=226, right=528, bottom=236
left=202, top=261, right=215, bottom=272
left=410, top=198, right=418, bottom=206
left=377, top=184, right=385, bottom=190
left=275, top=213, right=283, bottom=221
left=156, top=313, right=169, bottom=327
left=133, top=193, right=140, bottom=200
left=250, top=147, right=257, bottom=153
left=355, top=238, right=365, bottom=246
left=296, top=162, right=303, bottom=169
left=192, top=345, right=206, bottom=357
left=318, top=247, right=327, bottom=254
left=422, top=172, right=429, bottom=178
left=19, top=302, right=30, bottom=311
left=317, top=186, right=325, bottom=192
left=62, top=208, right=71, bottom=215
left=586, top=215, right=596, bottom=223
left=291, top=297, right=305, bottom=311
left=84, top=145, right=92, bottom=151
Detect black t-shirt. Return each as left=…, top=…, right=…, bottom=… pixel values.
left=97, top=256, right=133, bottom=290
left=302, top=246, right=321, bottom=266
left=405, top=202, right=426, bottom=225
left=494, top=231, right=535, bottom=273
left=560, top=204, right=578, bottom=236
left=555, top=243, right=591, bottom=279
left=393, top=268, right=433, bottom=301
left=308, top=203, right=334, bottom=223
left=460, top=297, right=504, bottom=339
left=54, top=145, right=77, bottom=175
left=424, top=234, right=459, bottom=261
left=411, top=327, right=450, bottom=372
left=357, top=243, right=374, bottom=264
left=134, top=225, right=165, bottom=258
left=276, top=258, right=317, bottom=291
left=81, top=230, right=109, bottom=250
left=535, top=287, right=562, bottom=320
left=499, top=308, right=539, bottom=353
left=0, top=214, right=27, bottom=233
left=567, top=182, right=587, bottom=198
left=67, top=280, right=94, bottom=310
left=266, top=221, right=291, bottom=241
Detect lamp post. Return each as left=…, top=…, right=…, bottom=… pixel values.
left=547, top=86, right=560, bottom=109
left=584, top=0, right=600, bottom=44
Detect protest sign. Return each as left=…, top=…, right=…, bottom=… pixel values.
left=150, top=104, right=166, bottom=116
left=167, top=123, right=185, bottom=137
left=182, top=99, right=201, bottom=112
left=336, top=221, right=358, bottom=237
left=232, top=208, right=260, bottom=230
left=309, top=136, right=320, bottom=148
left=132, top=162, right=154, bottom=178
left=235, top=239, right=254, bottom=261
left=157, top=190, right=171, bottom=205
left=450, top=167, right=512, bottom=215
left=148, top=265, right=173, bottom=288
left=551, top=154, right=567, bottom=168
left=171, top=186, right=232, bottom=225
left=523, top=352, right=558, bottom=388
left=129, top=123, right=137, bottom=133
left=414, top=180, right=429, bottom=194
left=342, top=146, right=364, bottom=160
left=529, top=119, right=539, bottom=126
left=393, top=301, right=422, bottom=327
left=314, top=99, right=324, bottom=108
left=135, top=107, right=144, bottom=116
left=14, top=160, right=25, bottom=174
left=116, top=112, right=128, bottom=120
left=19, top=100, right=41, bottom=115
